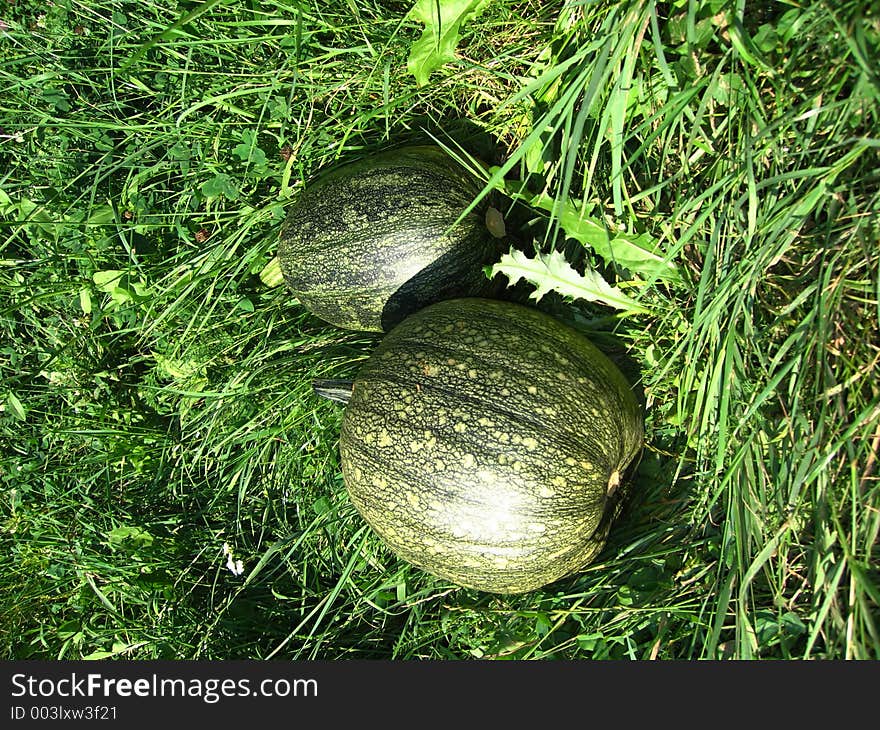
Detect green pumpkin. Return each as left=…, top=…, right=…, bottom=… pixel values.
left=323, top=298, right=643, bottom=594
left=278, top=145, right=505, bottom=332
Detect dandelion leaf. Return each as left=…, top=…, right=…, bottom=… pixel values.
left=488, top=248, right=647, bottom=313
left=406, top=0, right=493, bottom=86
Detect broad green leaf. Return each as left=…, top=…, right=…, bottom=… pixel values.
left=82, top=642, right=147, bottom=660
left=107, top=525, right=155, bottom=549
left=488, top=248, right=648, bottom=314
left=5, top=391, right=27, bottom=421
left=201, top=173, right=239, bottom=200
left=92, top=269, right=125, bottom=292
left=87, top=204, right=115, bottom=226
left=233, top=129, right=268, bottom=168
left=79, top=288, right=92, bottom=315
left=92, top=270, right=150, bottom=308
left=406, top=0, right=493, bottom=86
left=152, top=351, right=204, bottom=381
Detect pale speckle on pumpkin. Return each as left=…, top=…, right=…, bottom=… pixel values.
left=552, top=476, right=567, bottom=488
left=377, top=431, right=392, bottom=447
left=528, top=523, right=547, bottom=533
left=527, top=385, right=538, bottom=395
left=462, top=453, right=476, bottom=468
left=453, top=421, right=467, bottom=433
left=521, top=436, right=538, bottom=450
left=539, top=486, right=555, bottom=498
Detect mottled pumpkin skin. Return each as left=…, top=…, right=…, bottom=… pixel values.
left=339, top=298, right=643, bottom=594
left=278, top=145, right=502, bottom=332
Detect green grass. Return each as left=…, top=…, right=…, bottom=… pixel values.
left=1, top=0, right=878, bottom=659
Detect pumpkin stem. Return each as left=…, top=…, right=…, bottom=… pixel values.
left=312, top=379, right=354, bottom=404
left=607, top=469, right=621, bottom=497
left=485, top=206, right=506, bottom=239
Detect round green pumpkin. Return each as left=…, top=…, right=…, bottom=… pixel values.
left=336, top=298, right=643, bottom=594
left=278, top=145, right=504, bottom=332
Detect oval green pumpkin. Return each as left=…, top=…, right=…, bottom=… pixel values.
left=337, top=298, right=643, bottom=594
left=278, top=145, right=504, bottom=332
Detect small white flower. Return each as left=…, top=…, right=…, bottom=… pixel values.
left=222, top=542, right=244, bottom=576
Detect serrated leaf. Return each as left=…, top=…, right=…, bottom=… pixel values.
left=529, top=194, right=681, bottom=283
left=488, top=248, right=648, bottom=314
left=406, top=0, right=493, bottom=86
